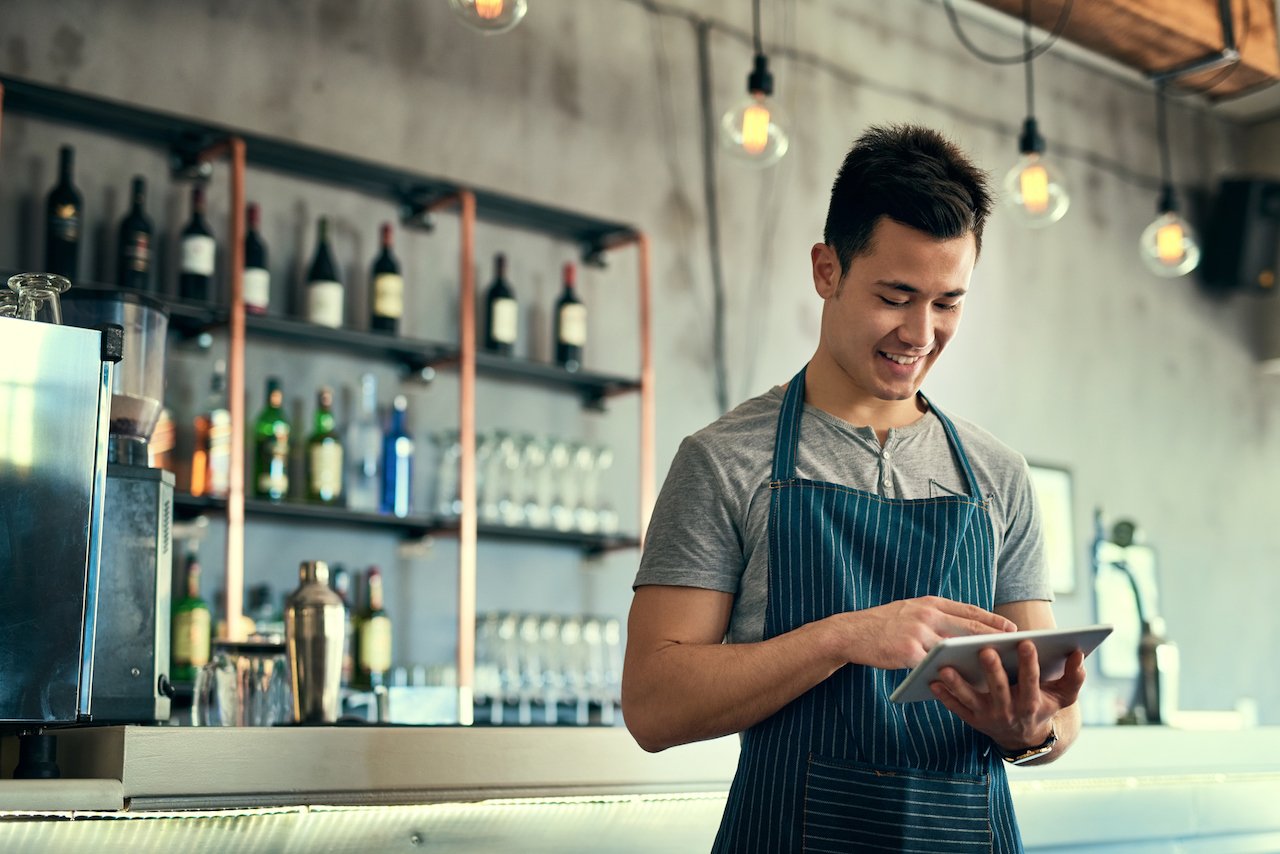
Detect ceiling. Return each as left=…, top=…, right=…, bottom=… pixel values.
left=960, top=0, right=1280, bottom=123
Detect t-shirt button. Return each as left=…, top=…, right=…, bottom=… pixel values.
left=882, top=479, right=892, bottom=489
left=882, top=450, right=892, bottom=460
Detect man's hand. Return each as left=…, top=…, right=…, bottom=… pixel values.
left=837, top=596, right=1017, bottom=671
left=929, top=640, right=1086, bottom=752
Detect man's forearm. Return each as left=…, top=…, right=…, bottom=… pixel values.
left=622, top=618, right=846, bottom=752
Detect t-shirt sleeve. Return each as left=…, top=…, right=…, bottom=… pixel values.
left=633, top=436, right=745, bottom=594
left=994, top=458, right=1054, bottom=604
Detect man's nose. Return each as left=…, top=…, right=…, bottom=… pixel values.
left=899, top=309, right=934, bottom=349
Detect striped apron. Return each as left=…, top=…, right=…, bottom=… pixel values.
left=711, top=365, right=1023, bottom=853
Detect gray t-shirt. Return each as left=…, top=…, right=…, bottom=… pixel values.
left=635, top=386, right=1051, bottom=644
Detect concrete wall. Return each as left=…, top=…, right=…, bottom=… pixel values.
left=1, top=0, right=1277, bottom=725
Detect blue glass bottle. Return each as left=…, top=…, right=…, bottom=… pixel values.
left=380, top=394, right=414, bottom=517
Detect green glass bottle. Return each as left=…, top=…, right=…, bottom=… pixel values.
left=355, top=567, right=392, bottom=690
left=307, top=386, right=344, bottom=505
left=171, top=552, right=212, bottom=684
left=253, top=377, right=290, bottom=501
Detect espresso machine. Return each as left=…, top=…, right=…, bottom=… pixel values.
left=62, top=288, right=175, bottom=725
left=0, top=276, right=120, bottom=774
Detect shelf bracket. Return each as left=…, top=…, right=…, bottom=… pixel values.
left=398, top=186, right=440, bottom=232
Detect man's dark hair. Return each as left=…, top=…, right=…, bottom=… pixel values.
left=823, top=124, right=992, bottom=277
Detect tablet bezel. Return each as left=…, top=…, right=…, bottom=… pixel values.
left=887, top=624, right=1113, bottom=704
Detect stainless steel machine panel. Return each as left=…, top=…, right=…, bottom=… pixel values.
left=0, top=317, right=111, bottom=725
left=91, top=464, right=173, bottom=723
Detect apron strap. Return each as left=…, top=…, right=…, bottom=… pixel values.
left=772, top=366, right=985, bottom=502
left=771, top=366, right=809, bottom=481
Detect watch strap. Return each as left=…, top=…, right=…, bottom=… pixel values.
left=999, top=720, right=1058, bottom=765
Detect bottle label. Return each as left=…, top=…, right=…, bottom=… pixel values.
left=360, top=615, right=393, bottom=673
left=307, top=280, right=345, bottom=328
left=124, top=232, right=150, bottom=272
left=258, top=434, right=289, bottom=495
left=492, top=297, right=518, bottom=344
left=309, top=441, right=344, bottom=499
left=50, top=206, right=79, bottom=242
left=208, top=410, right=232, bottom=498
left=182, top=234, right=216, bottom=276
left=374, top=273, right=404, bottom=319
left=243, top=267, right=271, bottom=310
left=173, top=608, right=211, bottom=668
left=558, top=303, right=587, bottom=347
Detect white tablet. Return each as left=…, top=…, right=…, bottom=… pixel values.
left=888, top=624, right=1113, bottom=704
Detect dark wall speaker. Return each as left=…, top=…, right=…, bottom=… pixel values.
left=1201, top=178, right=1280, bottom=295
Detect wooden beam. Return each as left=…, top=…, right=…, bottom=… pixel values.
left=970, top=0, right=1279, bottom=100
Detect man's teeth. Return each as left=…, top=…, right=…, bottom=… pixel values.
left=882, top=352, right=922, bottom=365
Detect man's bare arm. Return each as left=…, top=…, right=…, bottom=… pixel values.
left=621, top=585, right=1016, bottom=753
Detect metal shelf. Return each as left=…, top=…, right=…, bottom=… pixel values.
left=0, top=75, right=637, bottom=253
left=173, top=494, right=639, bottom=555
left=243, top=314, right=453, bottom=375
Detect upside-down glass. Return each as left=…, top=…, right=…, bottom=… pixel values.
left=8, top=273, right=70, bottom=325
left=0, top=290, right=17, bottom=318
left=192, top=639, right=292, bottom=726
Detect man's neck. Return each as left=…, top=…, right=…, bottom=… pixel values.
left=802, top=352, right=928, bottom=444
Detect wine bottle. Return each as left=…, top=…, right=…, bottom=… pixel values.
left=171, top=551, right=212, bottom=684
left=483, top=252, right=518, bottom=355
left=330, top=566, right=355, bottom=690
left=306, top=385, right=344, bottom=505
left=369, top=222, right=403, bottom=334
left=180, top=185, right=217, bottom=302
left=306, top=216, right=344, bottom=328
left=44, top=144, right=82, bottom=282
left=243, top=202, right=270, bottom=315
left=253, top=377, right=291, bottom=501
left=346, top=373, right=382, bottom=513
left=190, top=359, right=231, bottom=498
left=380, top=394, right=413, bottom=518
left=116, top=176, right=153, bottom=292
left=356, top=567, right=392, bottom=690
left=553, top=261, right=586, bottom=371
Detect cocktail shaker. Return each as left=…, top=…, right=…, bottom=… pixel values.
left=284, top=560, right=346, bottom=723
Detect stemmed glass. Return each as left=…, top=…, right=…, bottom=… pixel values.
left=8, top=273, right=70, bottom=324
left=433, top=430, right=462, bottom=520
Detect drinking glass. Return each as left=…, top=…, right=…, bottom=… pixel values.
left=594, top=445, right=620, bottom=536
left=433, top=430, right=462, bottom=519
left=0, top=290, right=17, bottom=319
left=193, top=639, right=292, bottom=726
left=9, top=273, right=70, bottom=325
left=548, top=439, right=576, bottom=532
left=523, top=435, right=553, bottom=529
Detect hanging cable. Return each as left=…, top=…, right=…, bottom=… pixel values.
left=695, top=20, right=730, bottom=414
left=943, top=0, right=1074, bottom=65
left=752, top=0, right=763, bottom=55
left=1022, top=0, right=1035, bottom=117
left=1155, top=85, right=1172, bottom=190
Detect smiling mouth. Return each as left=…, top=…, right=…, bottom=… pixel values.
left=880, top=351, right=926, bottom=365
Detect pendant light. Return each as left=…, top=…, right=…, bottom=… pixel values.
left=719, top=0, right=789, bottom=167
left=1002, top=0, right=1070, bottom=227
left=448, top=0, right=527, bottom=34
left=1138, top=86, right=1200, bottom=277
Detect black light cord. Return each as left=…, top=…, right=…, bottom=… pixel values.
left=943, top=0, right=1074, bottom=65
left=1155, top=86, right=1173, bottom=191
left=752, top=0, right=763, bottom=56
left=1022, top=0, right=1035, bottom=117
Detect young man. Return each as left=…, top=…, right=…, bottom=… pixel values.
left=622, top=125, right=1084, bottom=853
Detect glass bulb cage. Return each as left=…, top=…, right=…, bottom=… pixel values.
left=448, top=0, right=527, bottom=34
left=1002, top=152, right=1070, bottom=228
left=1139, top=210, right=1201, bottom=278
left=720, top=91, right=789, bottom=168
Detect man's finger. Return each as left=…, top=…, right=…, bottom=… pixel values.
left=933, top=599, right=1017, bottom=634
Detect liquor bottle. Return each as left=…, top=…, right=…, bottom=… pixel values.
left=171, top=551, right=212, bottom=684
left=380, top=394, right=414, bottom=518
left=253, top=377, right=291, bottom=501
left=553, top=261, right=586, bottom=371
left=307, top=386, right=344, bottom=505
left=116, top=176, right=153, bottom=292
left=243, top=202, right=270, bottom=315
left=330, top=565, right=355, bottom=689
left=346, top=373, right=382, bottom=513
left=483, top=253, right=518, bottom=355
left=306, top=216, right=344, bottom=328
left=369, top=223, right=403, bottom=334
left=45, top=144, right=82, bottom=281
left=180, top=185, right=216, bottom=302
left=190, top=359, right=231, bottom=498
left=355, top=567, right=392, bottom=690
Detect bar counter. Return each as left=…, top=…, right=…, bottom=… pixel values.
left=2, top=725, right=1279, bottom=852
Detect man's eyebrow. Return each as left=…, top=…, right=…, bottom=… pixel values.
left=874, top=280, right=968, bottom=298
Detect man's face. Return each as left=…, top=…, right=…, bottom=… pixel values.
left=812, top=217, right=977, bottom=403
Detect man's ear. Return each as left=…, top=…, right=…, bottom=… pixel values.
left=811, top=243, right=841, bottom=299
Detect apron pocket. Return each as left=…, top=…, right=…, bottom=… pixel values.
left=802, top=754, right=993, bottom=854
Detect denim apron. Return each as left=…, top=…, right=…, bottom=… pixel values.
left=711, top=366, right=1023, bottom=853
